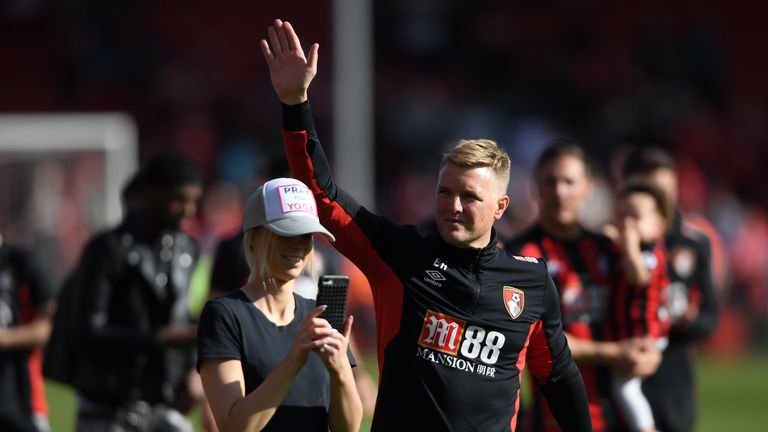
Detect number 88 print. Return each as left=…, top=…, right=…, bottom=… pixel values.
left=460, top=326, right=505, bottom=364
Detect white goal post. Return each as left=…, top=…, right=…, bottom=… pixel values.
left=0, top=113, right=137, bottom=281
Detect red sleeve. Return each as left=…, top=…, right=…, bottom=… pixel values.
left=281, top=101, right=408, bottom=370
left=526, top=263, right=580, bottom=385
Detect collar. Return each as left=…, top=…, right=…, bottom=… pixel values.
left=667, top=212, right=684, bottom=237
left=431, top=228, right=500, bottom=269
left=534, top=222, right=585, bottom=244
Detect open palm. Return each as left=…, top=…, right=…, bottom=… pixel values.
left=260, top=19, right=319, bottom=105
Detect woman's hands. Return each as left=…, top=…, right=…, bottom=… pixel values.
left=315, top=315, right=355, bottom=376
left=290, top=305, right=354, bottom=375
left=289, top=305, right=334, bottom=363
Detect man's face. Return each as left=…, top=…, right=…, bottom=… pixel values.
left=434, top=163, right=509, bottom=248
left=536, top=155, right=592, bottom=228
left=151, top=183, right=203, bottom=230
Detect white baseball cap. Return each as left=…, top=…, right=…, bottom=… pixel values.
left=243, top=178, right=335, bottom=242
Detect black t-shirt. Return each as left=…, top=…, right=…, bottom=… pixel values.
left=197, top=290, right=354, bottom=431
left=0, top=244, right=54, bottom=432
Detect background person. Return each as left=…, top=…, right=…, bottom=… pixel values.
left=607, top=183, right=672, bottom=432
left=69, top=153, right=203, bottom=432
left=0, top=233, right=55, bottom=432
left=507, top=140, right=661, bottom=432
left=620, top=147, right=720, bottom=432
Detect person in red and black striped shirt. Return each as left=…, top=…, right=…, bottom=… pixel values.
left=508, top=141, right=661, bottom=432
left=607, top=183, right=672, bottom=432
left=0, top=234, right=55, bottom=432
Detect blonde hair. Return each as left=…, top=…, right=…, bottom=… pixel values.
left=242, top=227, right=316, bottom=289
left=441, top=139, right=511, bottom=195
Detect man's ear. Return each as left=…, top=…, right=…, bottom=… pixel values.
left=495, top=195, right=510, bottom=220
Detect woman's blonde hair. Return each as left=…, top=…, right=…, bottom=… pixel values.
left=242, top=227, right=316, bottom=289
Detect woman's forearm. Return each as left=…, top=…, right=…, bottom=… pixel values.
left=328, top=366, right=363, bottom=432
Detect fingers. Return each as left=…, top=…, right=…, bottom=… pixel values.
left=260, top=39, right=274, bottom=64
left=309, top=304, right=328, bottom=319
left=308, top=43, right=319, bottom=71
left=267, top=25, right=282, bottom=55
left=298, top=326, right=336, bottom=350
left=283, top=21, right=301, bottom=52
left=276, top=19, right=291, bottom=55
left=313, top=330, right=344, bottom=354
left=342, top=314, right=354, bottom=338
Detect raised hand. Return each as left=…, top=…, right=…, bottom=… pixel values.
left=620, top=217, right=641, bottom=250
left=260, top=19, right=319, bottom=105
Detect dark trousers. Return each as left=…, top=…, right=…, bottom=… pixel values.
left=76, top=401, right=192, bottom=432
left=646, top=392, right=695, bottom=432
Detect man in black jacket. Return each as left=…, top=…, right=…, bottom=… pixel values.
left=70, top=153, right=203, bottom=431
left=260, top=19, right=592, bottom=431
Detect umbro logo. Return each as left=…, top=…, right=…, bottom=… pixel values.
left=425, top=270, right=446, bottom=281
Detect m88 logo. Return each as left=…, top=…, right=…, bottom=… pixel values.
left=418, top=310, right=506, bottom=364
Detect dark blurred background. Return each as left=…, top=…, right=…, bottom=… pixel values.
left=1, top=0, right=766, bottom=430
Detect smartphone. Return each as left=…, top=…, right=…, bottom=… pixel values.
left=316, top=275, right=349, bottom=332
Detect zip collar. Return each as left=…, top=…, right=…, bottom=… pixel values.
left=431, top=228, right=500, bottom=270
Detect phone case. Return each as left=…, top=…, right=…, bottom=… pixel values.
left=316, top=275, right=349, bottom=332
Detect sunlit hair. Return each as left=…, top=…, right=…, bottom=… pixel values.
left=441, top=139, right=511, bottom=196
left=535, top=137, right=592, bottom=178
left=242, top=227, right=316, bottom=289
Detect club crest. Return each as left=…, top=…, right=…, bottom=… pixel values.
left=670, top=247, right=696, bottom=279
left=504, top=286, right=525, bottom=319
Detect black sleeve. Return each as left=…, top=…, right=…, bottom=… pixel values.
left=540, top=373, right=592, bottom=432
left=673, top=236, right=719, bottom=342
left=197, top=300, right=242, bottom=371
left=17, top=247, right=55, bottom=308
left=529, top=264, right=592, bottom=431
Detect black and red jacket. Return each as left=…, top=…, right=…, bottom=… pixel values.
left=608, top=240, right=670, bottom=341
left=0, top=244, right=53, bottom=432
left=643, top=215, right=719, bottom=404
left=508, top=225, right=618, bottom=432
left=281, top=102, right=590, bottom=431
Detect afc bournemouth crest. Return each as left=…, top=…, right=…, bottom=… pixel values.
left=504, top=286, right=525, bottom=320
left=670, top=247, right=696, bottom=279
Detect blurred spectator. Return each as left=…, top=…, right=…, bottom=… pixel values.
left=608, top=183, right=671, bottom=432
left=0, top=233, right=55, bottom=432
left=63, top=153, right=203, bottom=431
left=621, top=146, right=720, bottom=432
left=507, top=141, right=660, bottom=432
